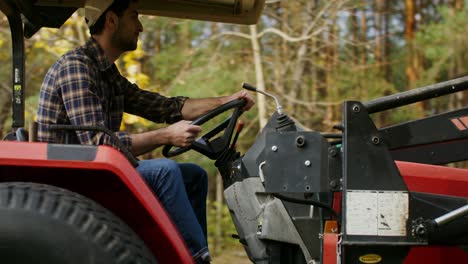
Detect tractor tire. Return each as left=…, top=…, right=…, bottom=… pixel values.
left=0, top=182, right=157, bottom=264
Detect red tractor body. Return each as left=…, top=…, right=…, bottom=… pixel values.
left=0, top=141, right=193, bottom=262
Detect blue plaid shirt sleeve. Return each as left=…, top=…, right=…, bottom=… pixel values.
left=121, top=78, right=188, bottom=124
left=57, top=58, right=132, bottom=149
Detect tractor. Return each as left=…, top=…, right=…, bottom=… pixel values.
left=1, top=0, right=467, bottom=263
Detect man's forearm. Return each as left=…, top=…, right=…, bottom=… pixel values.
left=181, top=97, right=229, bottom=120
left=130, top=129, right=170, bottom=156
left=181, top=90, right=255, bottom=120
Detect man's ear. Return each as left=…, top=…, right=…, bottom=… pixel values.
left=105, top=11, right=119, bottom=31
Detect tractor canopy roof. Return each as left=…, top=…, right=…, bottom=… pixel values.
left=1, top=0, right=265, bottom=38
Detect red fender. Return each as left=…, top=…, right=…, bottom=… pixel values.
left=0, top=141, right=193, bottom=263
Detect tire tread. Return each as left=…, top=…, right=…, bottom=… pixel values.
left=0, top=182, right=156, bottom=264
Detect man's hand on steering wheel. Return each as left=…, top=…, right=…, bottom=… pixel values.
left=162, top=98, right=248, bottom=159
left=166, top=120, right=202, bottom=148
left=227, top=90, right=255, bottom=111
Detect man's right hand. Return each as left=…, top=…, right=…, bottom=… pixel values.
left=166, top=120, right=202, bottom=148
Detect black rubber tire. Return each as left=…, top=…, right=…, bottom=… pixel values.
left=0, top=182, right=157, bottom=264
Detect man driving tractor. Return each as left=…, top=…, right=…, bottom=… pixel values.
left=36, top=0, right=255, bottom=262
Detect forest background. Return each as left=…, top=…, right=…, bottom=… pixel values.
left=0, top=0, right=467, bottom=261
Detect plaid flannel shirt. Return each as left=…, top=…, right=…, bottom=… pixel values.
left=37, top=38, right=187, bottom=150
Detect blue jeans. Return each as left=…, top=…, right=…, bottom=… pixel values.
left=137, top=159, right=210, bottom=262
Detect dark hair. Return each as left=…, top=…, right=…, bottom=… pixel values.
left=88, top=0, right=134, bottom=35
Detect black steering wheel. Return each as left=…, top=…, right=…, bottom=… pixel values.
left=162, top=98, right=247, bottom=160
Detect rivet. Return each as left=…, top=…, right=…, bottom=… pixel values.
left=352, top=104, right=361, bottom=112
left=372, top=136, right=380, bottom=145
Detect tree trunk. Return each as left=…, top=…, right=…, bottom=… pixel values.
left=405, top=0, right=425, bottom=115
left=448, top=0, right=465, bottom=111
left=360, top=7, right=368, bottom=99
left=213, top=172, right=224, bottom=254
left=375, top=0, right=384, bottom=68
left=383, top=0, right=392, bottom=80
left=375, top=0, right=389, bottom=126
left=290, top=43, right=307, bottom=114
left=310, top=37, right=318, bottom=104
left=360, top=8, right=367, bottom=68
left=249, top=25, right=268, bottom=128
left=405, top=0, right=418, bottom=85
left=324, top=18, right=338, bottom=128
left=180, top=21, right=191, bottom=49
left=350, top=8, right=359, bottom=66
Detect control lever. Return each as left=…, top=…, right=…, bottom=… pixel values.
left=242, top=83, right=283, bottom=115
left=230, top=121, right=245, bottom=150
left=243, top=82, right=296, bottom=131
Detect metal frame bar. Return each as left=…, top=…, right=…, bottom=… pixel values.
left=5, top=4, right=25, bottom=129
left=364, top=76, right=468, bottom=114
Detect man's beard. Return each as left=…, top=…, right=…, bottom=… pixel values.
left=111, top=28, right=137, bottom=52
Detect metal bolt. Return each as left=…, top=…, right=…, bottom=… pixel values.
left=271, top=145, right=278, bottom=152
left=352, top=104, right=361, bottom=113
left=330, top=180, right=337, bottom=188
left=329, top=148, right=338, bottom=157
left=296, top=135, right=306, bottom=147
left=415, top=225, right=426, bottom=237
left=371, top=136, right=380, bottom=145
left=304, top=160, right=311, bottom=167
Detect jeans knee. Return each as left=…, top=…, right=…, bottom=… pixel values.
left=158, top=158, right=179, bottom=172
left=180, top=163, right=208, bottom=187
left=159, top=158, right=184, bottom=184
left=197, top=166, right=208, bottom=187
left=137, top=158, right=183, bottom=189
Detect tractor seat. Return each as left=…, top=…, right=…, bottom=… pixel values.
left=15, top=127, right=29, bottom=141
left=3, top=127, right=28, bottom=141
left=2, top=122, right=37, bottom=142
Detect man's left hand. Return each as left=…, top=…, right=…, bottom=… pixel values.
left=229, top=90, right=255, bottom=111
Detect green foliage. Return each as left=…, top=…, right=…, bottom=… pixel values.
left=331, top=65, right=395, bottom=102
left=415, top=7, right=468, bottom=85
left=416, top=8, right=467, bottom=60
left=384, top=105, right=423, bottom=125
left=0, top=17, right=11, bottom=82
left=207, top=200, right=240, bottom=255
left=153, top=45, right=188, bottom=84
